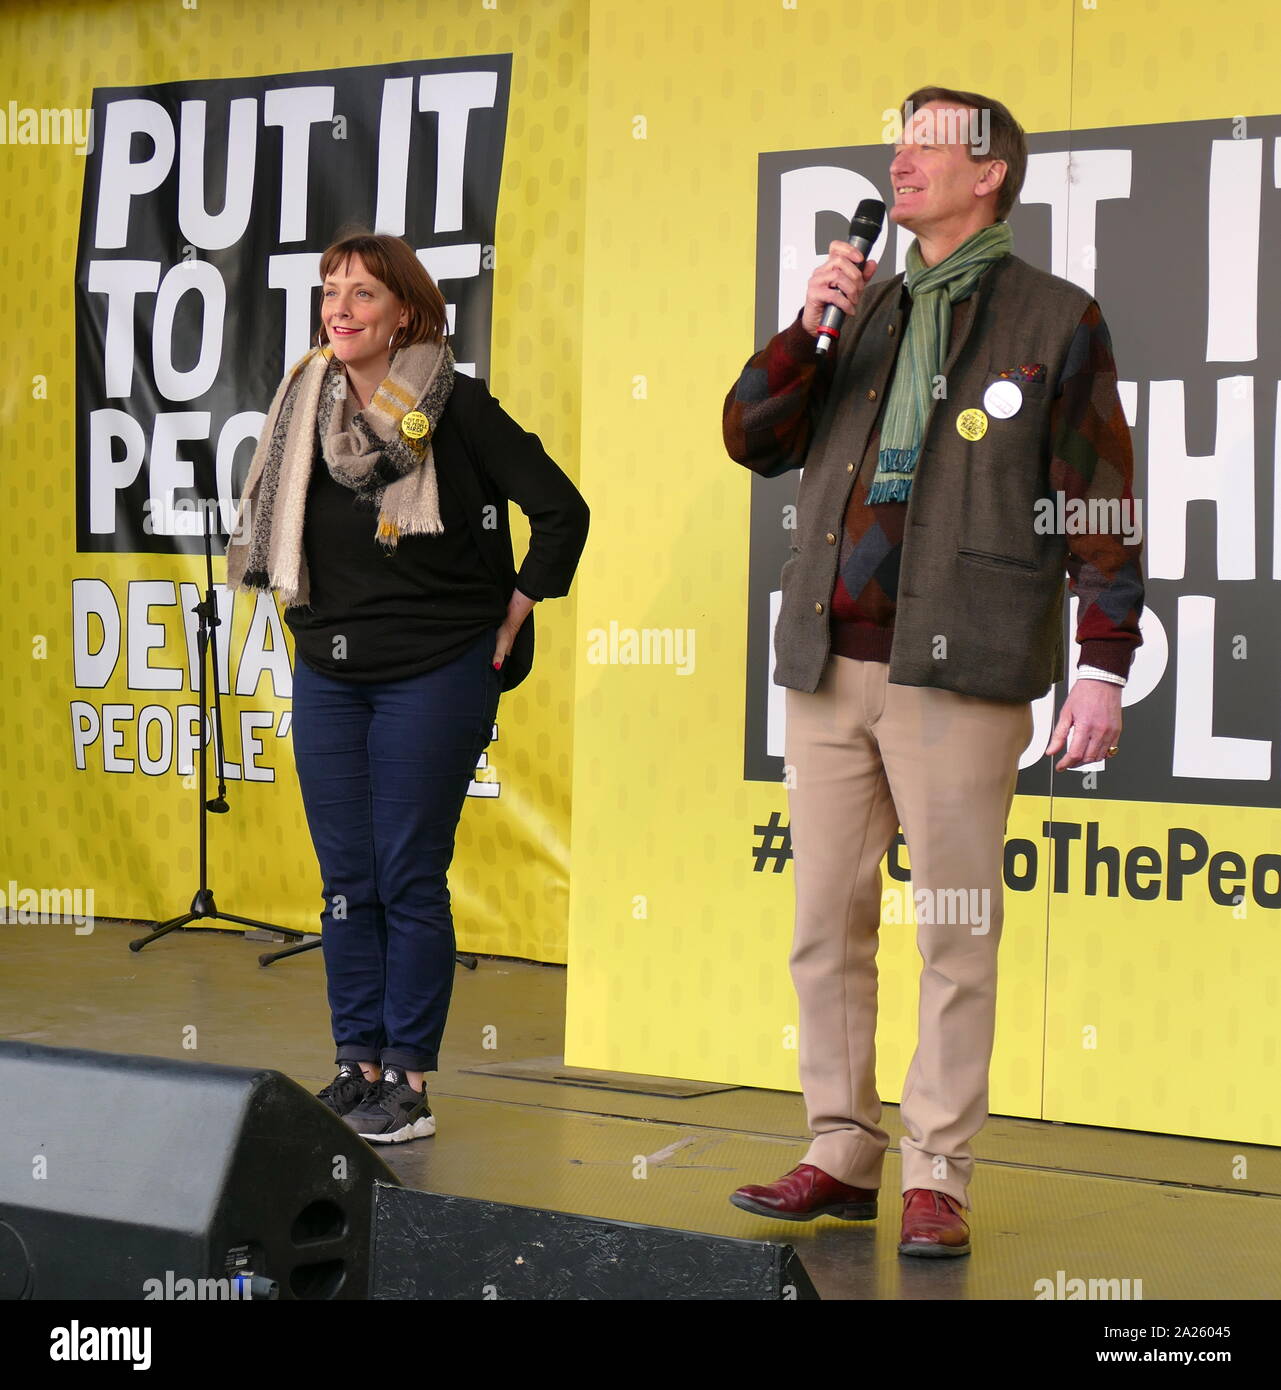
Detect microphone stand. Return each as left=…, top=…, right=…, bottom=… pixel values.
left=129, top=499, right=312, bottom=959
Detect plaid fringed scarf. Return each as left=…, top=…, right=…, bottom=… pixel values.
left=865, top=221, right=1013, bottom=505
left=226, top=339, right=455, bottom=606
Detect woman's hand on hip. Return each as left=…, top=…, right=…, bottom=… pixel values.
left=493, top=588, right=535, bottom=670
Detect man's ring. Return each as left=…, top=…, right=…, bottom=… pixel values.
left=1106, top=745, right=1119, bottom=756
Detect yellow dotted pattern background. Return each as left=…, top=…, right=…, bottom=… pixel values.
left=564, top=0, right=1280, bottom=1145
left=0, top=0, right=587, bottom=965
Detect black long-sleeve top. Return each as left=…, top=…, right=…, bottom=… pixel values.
left=284, top=373, right=589, bottom=683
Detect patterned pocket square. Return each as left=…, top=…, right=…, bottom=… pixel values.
left=997, top=362, right=1047, bottom=384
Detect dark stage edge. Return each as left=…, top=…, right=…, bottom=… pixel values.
left=4, top=919, right=1279, bottom=1300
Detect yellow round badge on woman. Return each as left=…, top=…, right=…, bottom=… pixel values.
left=401, top=410, right=431, bottom=441
left=956, top=408, right=988, bottom=441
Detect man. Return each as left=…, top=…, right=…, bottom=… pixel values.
left=721, top=87, right=1144, bottom=1257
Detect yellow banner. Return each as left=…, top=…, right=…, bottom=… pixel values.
left=0, top=0, right=588, bottom=962
left=566, top=0, right=1281, bottom=1145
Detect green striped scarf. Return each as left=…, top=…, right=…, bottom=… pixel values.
left=865, top=220, right=1014, bottom=505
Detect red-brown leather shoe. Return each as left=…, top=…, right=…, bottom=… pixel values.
left=898, top=1187, right=971, bottom=1257
left=729, top=1164, right=877, bottom=1221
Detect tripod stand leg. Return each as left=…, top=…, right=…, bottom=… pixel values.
left=129, top=913, right=197, bottom=951
left=258, top=937, right=324, bottom=967
left=216, top=910, right=311, bottom=941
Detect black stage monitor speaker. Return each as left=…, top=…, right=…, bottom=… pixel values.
left=0, top=1041, right=399, bottom=1300
left=372, top=1185, right=820, bottom=1300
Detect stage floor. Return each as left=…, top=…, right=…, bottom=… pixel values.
left=4, top=918, right=1277, bottom=1300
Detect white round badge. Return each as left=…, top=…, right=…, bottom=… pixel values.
left=983, top=378, right=1023, bottom=419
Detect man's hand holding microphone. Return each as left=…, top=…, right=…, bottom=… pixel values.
left=803, top=199, right=887, bottom=353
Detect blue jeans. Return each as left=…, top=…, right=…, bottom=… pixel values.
left=290, top=627, right=501, bottom=1071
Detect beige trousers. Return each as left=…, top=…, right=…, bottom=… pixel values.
left=784, top=655, right=1032, bottom=1211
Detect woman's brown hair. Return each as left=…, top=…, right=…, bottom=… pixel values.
left=317, top=229, right=448, bottom=348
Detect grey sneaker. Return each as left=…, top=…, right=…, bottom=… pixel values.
left=342, top=1066, right=436, bottom=1143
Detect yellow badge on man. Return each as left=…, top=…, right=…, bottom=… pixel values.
left=401, top=410, right=431, bottom=442
left=956, top=408, right=988, bottom=441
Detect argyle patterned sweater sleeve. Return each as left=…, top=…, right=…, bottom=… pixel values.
left=1051, top=302, right=1145, bottom=678
left=722, top=309, right=835, bottom=477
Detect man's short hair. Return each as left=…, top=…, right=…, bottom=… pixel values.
left=900, top=86, right=1027, bottom=222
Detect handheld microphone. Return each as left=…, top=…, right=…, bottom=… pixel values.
left=815, top=199, right=886, bottom=356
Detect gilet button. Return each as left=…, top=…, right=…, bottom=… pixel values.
left=814, top=601, right=824, bottom=614
left=867, top=389, right=877, bottom=401
left=826, top=532, right=836, bottom=544
left=888, top=323, right=896, bottom=336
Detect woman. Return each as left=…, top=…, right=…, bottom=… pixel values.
left=227, top=230, right=589, bottom=1142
